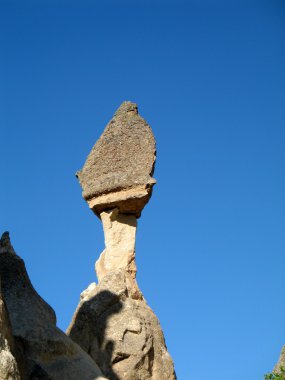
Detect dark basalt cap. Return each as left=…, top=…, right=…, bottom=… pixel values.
left=76, top=101, right=156, bottom=217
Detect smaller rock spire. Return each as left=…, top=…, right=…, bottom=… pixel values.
left=0, top=232, right=15, bottom=255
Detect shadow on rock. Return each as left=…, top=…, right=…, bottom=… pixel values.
left=68, top=289, right=123, bottom=380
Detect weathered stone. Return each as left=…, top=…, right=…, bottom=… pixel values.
left=95, top=208, right=137, bottom=283
left=0, top=232, right=106, bottom=380
left=67, top=270, right=176, bottom=380
left=0, top=273, right=20, bottom=380
left=76, top=101, right=156, bottom=217
left=69, top=102, right=176, bottom=379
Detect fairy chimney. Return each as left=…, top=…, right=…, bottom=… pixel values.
left=69, top=102, right=176, bottom=380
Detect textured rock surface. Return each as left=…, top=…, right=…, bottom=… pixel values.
left=67, top=270, right=176, bottom=380
left=0, top=232, right=106, bottom=380
left=95, top=208, right=137, bottom=284
left=0, top=102, right=174, bottom=378
left=76, top=101, right=156, bottom=217
left=0, top=277, right=20, bottom=380
left=69, top=102, right=176, bottom=379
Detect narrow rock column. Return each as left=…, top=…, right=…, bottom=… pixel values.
left=96, top=208, right=137, bottom=282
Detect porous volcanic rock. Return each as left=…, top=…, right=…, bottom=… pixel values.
left=0, top=232, right=106, bottom=380
left=76, top=101, right=156, bottom=217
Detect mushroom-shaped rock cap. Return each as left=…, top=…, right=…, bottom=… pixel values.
left=77, top=101, right=156, bottom=217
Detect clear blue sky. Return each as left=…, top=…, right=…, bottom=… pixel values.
left=1, top=1, right=285, bottom=379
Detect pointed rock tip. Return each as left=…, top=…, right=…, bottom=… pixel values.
left=77, top=100, right=156, bottom=217
left=114, top=101, right=138, bottom=117
left=0, top=231, right=15, bottom=253
left=1, top=231, right=10, bottom=242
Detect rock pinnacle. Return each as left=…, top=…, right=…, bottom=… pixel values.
left=76, top=101, right=156, bottom=217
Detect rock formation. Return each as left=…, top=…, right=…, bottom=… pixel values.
left=0, top=232, right=106, bottom=380
left=76, top=101, right=156, bottom=218
left=68, top=102, right=176, bottom=380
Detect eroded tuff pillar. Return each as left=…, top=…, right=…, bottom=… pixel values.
left=68, top=102, right=176, bottom=380
left=95, top=208, right=137, bottom=282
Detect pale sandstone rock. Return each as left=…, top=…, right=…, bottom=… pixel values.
left=95, top=208, right=137, bottom=282
left=0, top=232, right=106, bottom=380
left=80, top=283, right=97, bottom=302
left=67, top=270, right=176, bottom=380
left=76, top=101, right=156, bottom=217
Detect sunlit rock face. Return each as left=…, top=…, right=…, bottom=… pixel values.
left=95, top=208, right=137, bottom=283
left=69, top=102, right=176, bottom=380
left=76, top=101, right=156, bottom=218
